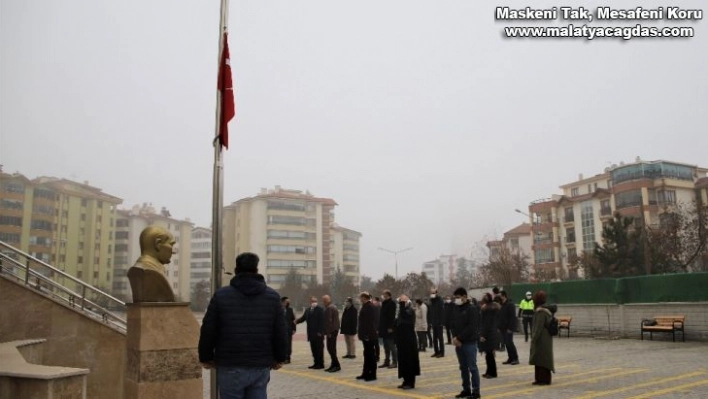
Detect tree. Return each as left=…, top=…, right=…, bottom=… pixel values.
left=329, top=268, right=358, bottom=304
left=400, top=272, right=435, bottom=300
left=647, top=201, right=708, bottom=274
left=479, top=245, right=530, bottom=287
left=374, top=274, right=403, bottom=298
left=190, top=280, right=211, bottom=312
left=360, top=275, right=375, bottom=294
left=592, top=212, right=644, bottom=278
left=453, top=257, right=472, bottom=289
left=278, top=268, right=306, bottom=309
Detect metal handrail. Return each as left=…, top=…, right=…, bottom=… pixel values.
left=0, top=240, right=126, bottom=332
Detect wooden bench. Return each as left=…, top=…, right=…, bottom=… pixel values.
left=556, top=316, right=572, bottom=338
left=641, top=315, right=685, bottom=342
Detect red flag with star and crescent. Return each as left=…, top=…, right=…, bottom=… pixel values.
left=217, top=32, right=235, bottom=149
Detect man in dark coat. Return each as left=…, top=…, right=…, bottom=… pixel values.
left=444, top=295, right=455, bottom=345
left=341, top=297, right=358, bottom=359
left=452, top=287, right=481, bottom=399
left=356, top=292, right=378, bottom=381
left=198, top=252, right=287, bottom=398
left=428, top=288, right=445, bottom=358
left=372, top=297, right=381, bottom=362
left=499, top=290, right=519, bottom=365
left=480, top=293, right=500, bottom=378
left=323, top=295, right=341, bottom=372
left=296, top=295, right=325, bottom=369
left=282, top=296, right=296, bottom=364
left=492, top=286, right=505, bottom=352
left=395, top=294, right=420, bottom=390
left=378, top=290, right=398, bottom=368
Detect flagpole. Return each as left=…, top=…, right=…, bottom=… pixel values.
left=211, top=0, right=230, bottom=397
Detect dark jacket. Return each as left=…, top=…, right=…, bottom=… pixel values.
left=498, top=298, right=518, bottom=332
left=340, top=305, right=358, bottom=335
left=198, top=273, right=287, bottom=367
left=358, top=301, right=378, bottom=341
left=451, top=301, right=480, bottom=343
left=479, top=302, right=501, bottom=352
left=428, top=296, right=444, bottom=326
left=395, top=301, right=420, bottom=379
left=296, top=305, right=325, bottom=341
left=379, top=298, right=397, bottom=338
left=285, top=306, right=296, bottom=334
left=530, top=304, right=557, bottom=371
left=324, top=304, right=340, bottom=334
left=443, top=301, right=455, bottom=326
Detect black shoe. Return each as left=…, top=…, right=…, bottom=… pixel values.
left=327, top=366, right=341, bottom=373
left=483, top=374, right=497, bottom=379
left=398, top=385, right=414, bottom=390
left=350, top=355, right=356, bottom=359
left=379, top=362, right=390, bottom=368
left=364, top=377, right=377, bottom=381
left=388, top=363, right=397, bottom=369
left=431, top=353, right=439, bottom=358
left=510, top=360, right=519, bottom=365
left=502, top=360, right=512, bottom=365
left=324, top=367, right=333, bottom=372
left=455, top=391, right=472, bottom=398
left=308, top=365, right=317, bottom=369
left=471, top=391, right=481, bottom=399
left=355, top=375, right=366, bottom=380
left=312, top=365, right=325, bottom=370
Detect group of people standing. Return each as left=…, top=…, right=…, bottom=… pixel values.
left=197, top=252, right=557, bottom=399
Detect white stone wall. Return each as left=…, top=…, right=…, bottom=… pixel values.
left=542, top=302, right=708, bottom=341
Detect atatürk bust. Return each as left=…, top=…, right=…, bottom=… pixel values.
left=127, top=226, right=177, bottom=302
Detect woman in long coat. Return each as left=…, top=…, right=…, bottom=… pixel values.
left=414, top=299, right=429, bottom=351
left=395, top=294, right=420, bottom=390
left=479, top=293, right=500, bottom=378
left=529, top=290, right=556, bottom=385
left=340, top=297, right=358, bottom=359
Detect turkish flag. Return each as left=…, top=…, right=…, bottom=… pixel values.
left=217, top=32, right=235, bottom=149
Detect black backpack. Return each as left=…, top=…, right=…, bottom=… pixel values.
left=547, top=316, right=559, bottom=336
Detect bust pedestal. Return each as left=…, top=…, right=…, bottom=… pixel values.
left=124, top=302, right=202, bottom=399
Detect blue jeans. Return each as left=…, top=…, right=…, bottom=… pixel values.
left=217, top=367, right=270, bottom=399
left=455, top=342, right=481, bottom=394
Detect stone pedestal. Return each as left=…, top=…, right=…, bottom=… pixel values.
left=124, top=302, right=202, bottom=399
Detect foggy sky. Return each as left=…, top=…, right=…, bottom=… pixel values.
left=1, top=0, right=706, bottom=279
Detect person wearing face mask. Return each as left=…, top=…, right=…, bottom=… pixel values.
left=341, top=297, right=358, bottom=359
left=518, top=291, right=534, bottom=342
left=428, top=288, right=445, bottom=358
left=480, top=293, right=501, bottom=379
left=295, top=296, right=325, bottom=369
left=451, top=287, right=481, bottom=399
left=395, top=294, right=420, bottom=390
left=282, top=296, right=296, bottom=364
left=378, top=290, right=398, bottom=368
left=444, top=295, right=455, bottom=345
left=414, top=299, right=428, bottom=352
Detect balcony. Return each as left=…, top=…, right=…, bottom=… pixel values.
left=600, top=207, right=612, bottom=217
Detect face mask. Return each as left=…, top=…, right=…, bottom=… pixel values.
left=445, top=299, right=451, bottom=304
left=430, top=294, right=436, bottom=299
left=455, top=298, right=463, bottom=305
left=311, top=302, right=317, bottom=308
left=526, top=296, right=532, bottom=300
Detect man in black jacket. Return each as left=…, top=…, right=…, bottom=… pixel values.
left=357, top=292, right=378, bottom=381
left=198, top=252, right=287, bottom=398
left=296, top=296, right=325, bottom=369
left=451, top=287, right=481, bottom=399
left=282, top=296, right=296, bottom=364
left=341, top=297, right=358, bottom=359
left=378, top=290, right=398, bottom=368
left=499, top=290, right=519, bottom=365
left=428, top=288, right=445, bottom=358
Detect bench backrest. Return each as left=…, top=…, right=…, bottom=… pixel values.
left=653, top=316, right=685, bottom=327
left=556, top=316, right=572, bottom=327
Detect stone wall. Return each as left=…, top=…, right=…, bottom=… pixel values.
left=0, top=276, right=126, bottom=399
left=551, top=302, right=708, bottom=341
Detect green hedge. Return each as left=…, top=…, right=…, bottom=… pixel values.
left=509, top=273, right=708, bottom=304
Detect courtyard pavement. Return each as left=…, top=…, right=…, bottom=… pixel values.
left=203, top=332, right=708, bottom=398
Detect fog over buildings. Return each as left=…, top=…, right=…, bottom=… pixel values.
left=1, top=0, right=706, bottom=280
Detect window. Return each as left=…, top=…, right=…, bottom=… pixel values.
left=114, top=244, right=129, bottom=252
left=78, top=256, right=84, bottom=264
left=564, top=207, right=574, bottom=222
left=267, top=245, right=316, bottom=254
left=32, top=204, right=55, bottom=216
left=566, top=228, right=576, bottom=243
left=61, top=225, right=68, bottom=233
left=267, top=259, right=316, bottom=268
left=173, top=282, right=178, bottom=289
left=571, top=187, right=579, bottom=197
left=29, top=236, right=52, bottom=247
left=657, top=190, right=677, bottom=205
left=343, top=254, right=359, bottom=261
left=0, top=216, right=22, bottom=226
left=192, top=252, right=211, bottom=259
left=77, top=271, right=83, bottom=279
left=115, top=231, right=129, bottom=239
left=94, top=257, right=100, bottom=265
left=594, top=182, right=598, bottom=191
left=600, top=199, right=611, bottom=216
left=567, top=247, right=577, bottom=262
left=79, top=242, right=84, bottom=250
left=30, top=220, right=52, bottom=231
left=93, top=271, right=98, bottom=278
left=0, top=233, right=20, bottom=243
left=615, top=190, right=642, bottom=209
left=81, top=199, right=87, bottom=207
left=81, top=214, right=86, bottom=221
left=173, top=271, right=178, bottom=277
left=267, top=230, right=316, bottom=240
left=587, top=184, right=592, bottom=193
left=267, top=200, right=306, bottom=212
left=267, top=215, right=308, bottom=226
left=106, top=272, right=111, bottom=281
left=3, top=182, right=24, bottom=193
left=534, top=248, right=554, bottom=264
left=116, top=219, right=129, bottom=228
left=343, top=244, right=359, bottom=251
left=33, top=189, right=55, bottom=200
left=60, top=255, right=66, bottom=263
left=0, top=199, right=23, bottom=210
left=581, top=200, right=596, bottom=252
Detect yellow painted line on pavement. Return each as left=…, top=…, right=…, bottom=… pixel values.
left=418, top=364, right=580, bottom=388
left=626, top=378, right=708, bottom=399
left=572, top=370, right=708, bottom=399
left=435, top=367, right=623, bottom=397
left=278, top=368, right=432, bottom=399
left=484, top=368, right=648, bottom=398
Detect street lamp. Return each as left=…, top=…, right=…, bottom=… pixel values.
left=378, top=247, right=413, bottom=279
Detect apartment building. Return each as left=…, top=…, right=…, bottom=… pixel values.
left=422, top=255, right=457, bottom=286
left=487, top=223, right=533, bottom=260
left=331, top=224, right=362, bottom=287
left=0, top=170, right=122, bottom=289
left=112, top=204, right=193, bottom=301
left=190, top=227, right=212, bottom=294
left=222, top=186, right=339, bottom=289
left=524, top=159, right=708, bottom=279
